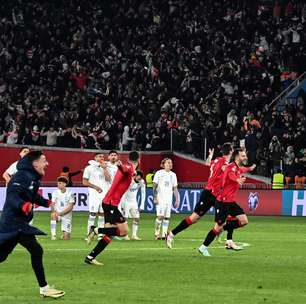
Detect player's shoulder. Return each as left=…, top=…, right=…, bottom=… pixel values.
left=52, top=189, right=60, bottom=195
left=227, top=162, right=237, bottom=171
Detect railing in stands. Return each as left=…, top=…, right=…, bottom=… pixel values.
left=268, top=71, right=306, bottom=110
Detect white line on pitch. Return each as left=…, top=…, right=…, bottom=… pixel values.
left=15, top=243, right=250, bottom=252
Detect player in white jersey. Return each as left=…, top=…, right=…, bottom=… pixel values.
left=50, top=177, right=75, bottom=240
left=83, top=153, right=112, bottom=237
left=105, top=150, right=119, bottom=191
left=2, top=147, right=30, bottom=184
left=153, top=158, right=180, bottom=239
left=120, top=171, right=146, bottom=240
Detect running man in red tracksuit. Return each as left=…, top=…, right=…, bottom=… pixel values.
left=198, top=149, right=256, bottom=256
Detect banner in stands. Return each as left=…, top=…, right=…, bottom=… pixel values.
left=0, top=187, right=298, bottom=216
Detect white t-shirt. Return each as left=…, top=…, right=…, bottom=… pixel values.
left=52, top=189, right=75, bottom=218
left=120, top=179, right=146, bottom=209
left=83, top=161, right=109, bottom=196
left=153, top=169, right=178, bottom=204
left=5, top=161, right=18, bottom=176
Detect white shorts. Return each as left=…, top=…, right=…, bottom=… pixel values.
left=156, top=202, right=172, bottom=218
left=88, top=193, right=104, bottom=213
left=120, top=201, right=140, bottom=219
left=58, top=216, right=72, bottom=233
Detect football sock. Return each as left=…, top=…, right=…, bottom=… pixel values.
left=162, top=219, right=169, bottom=237
left=87, top=215, right=96, bottom=235
left=155, top=218, right=162, bottom=236
left=203, top=228, right=219, bottom=247
left=87, top=235, right=112, bottom=258
left=97, top=227, right=120, bottom=236
left=98, top=216, right=105, bottom=228
left=50, top=220, right=56, bottom=236
left=132, top=222, right=139, bottom=238
left=172, top=216, right=193, bottom=236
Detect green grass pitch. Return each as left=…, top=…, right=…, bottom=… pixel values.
left=0, top=212, right=305, bottom=304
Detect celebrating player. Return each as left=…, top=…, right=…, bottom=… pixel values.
left=0, top=151, right=65, bottom=298
left=198, top=149, right=256, bottom=257
left=50, top=176, right=75, bottom=240
left=166, top=143, right=233, bottom=249
left=153, top=158, right=179, bottom=240
left=120, top=171, right=146, bottom=240
left=2, top=146, right=30, bottom=184
left=83, top=153, right=112, bottom=238
left=85, top=151, right=140, bottom=266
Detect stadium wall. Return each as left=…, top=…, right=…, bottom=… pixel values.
left=0, top=187, right=305, bottom=216
left=0, top=146, right=267, bottom=184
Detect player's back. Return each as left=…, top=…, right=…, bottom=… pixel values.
left=103, top=163, right=134, bottom=206
left=206, top=156, right=228, bottom=196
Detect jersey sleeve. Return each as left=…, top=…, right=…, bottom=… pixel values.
left=172, top=173, right=178, bottom=188
left=241, top=166, right=251, bottom=173
left=152, top=171, right=160, bottom=184
left=69, top=191, right=75, bottom=204
left=51, top=191, right=57, bottom=203
left=6, top=162, right=17, bottom=176
left=83, top=166, right=91, bottom=179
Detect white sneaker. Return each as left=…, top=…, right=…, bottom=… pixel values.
left=51, top=235, right=56, bottom=241
left=122, top=235, right=130, bottom=241
left=131, top=236, right=141, bottom=240
left=84, top=256, right=104, bottom=266
left=40, top=286, right=65, bottom=298
left=226, top=240, right=243, bottom=251
left=166, top=232, right=174, bottom=249
left=198, top=245, right=211, bottom=257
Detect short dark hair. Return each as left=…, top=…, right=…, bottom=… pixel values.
left=57, top=176, right=68, bottom=184
left=136, top=170, right=144, bottom=178
left=62, top=166, right=69, bottom=172
left=221, top=142, right=233, bottom=156
left=129, top=151, right=139, bottom=162
left=231, top=148, right=244, bottom=161
left=19, top=146, right=29, bottom=153
left=95, top=152, right=103, bottom=157
left=26, top=150, right=44, bottom=163
left=109, top=150, right=118, bottom=155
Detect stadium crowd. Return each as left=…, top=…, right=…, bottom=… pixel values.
left=0, top=0, right=306, bottom=178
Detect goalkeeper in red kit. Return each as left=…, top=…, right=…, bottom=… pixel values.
left=198, top=149, right=256, bottom=257
left=85, top=151, right=140, bottom=265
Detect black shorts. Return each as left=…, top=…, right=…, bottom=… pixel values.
left=102, top=203, right=126, bottom=225
left=214, top=201, right=245, bottom=226
left=193, top=189, right=216, bottom=217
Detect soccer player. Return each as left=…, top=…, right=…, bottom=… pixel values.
left=0, top=151, right=65, bottom=298
left=83, top=153, right=112, bottom=237
left=105, top=150, right=119, bottom=187
left=153, top=158, right=179, bottom=240
left=198, top=149, right=256, bottom=257
left=84, top=151, right=140, bottom=266
left=2, top=146, right=30, bottom=183
left=50, top=176, right=75, bottom=240
left=120, top=171, right=146, bottom=240
left=166, top=143, right=233, bottom=249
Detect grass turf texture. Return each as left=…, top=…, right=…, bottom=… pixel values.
left=0, top=212, right=305, bottom=304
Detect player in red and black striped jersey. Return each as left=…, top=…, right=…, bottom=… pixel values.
left=84, top=151, right=140, bottom=266
left=198, top=149, right=256, bottom=256
left=166, top=143, right=233, bottom=249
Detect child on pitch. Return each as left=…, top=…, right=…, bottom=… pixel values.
left=50, top=177, right=75, bottom=240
